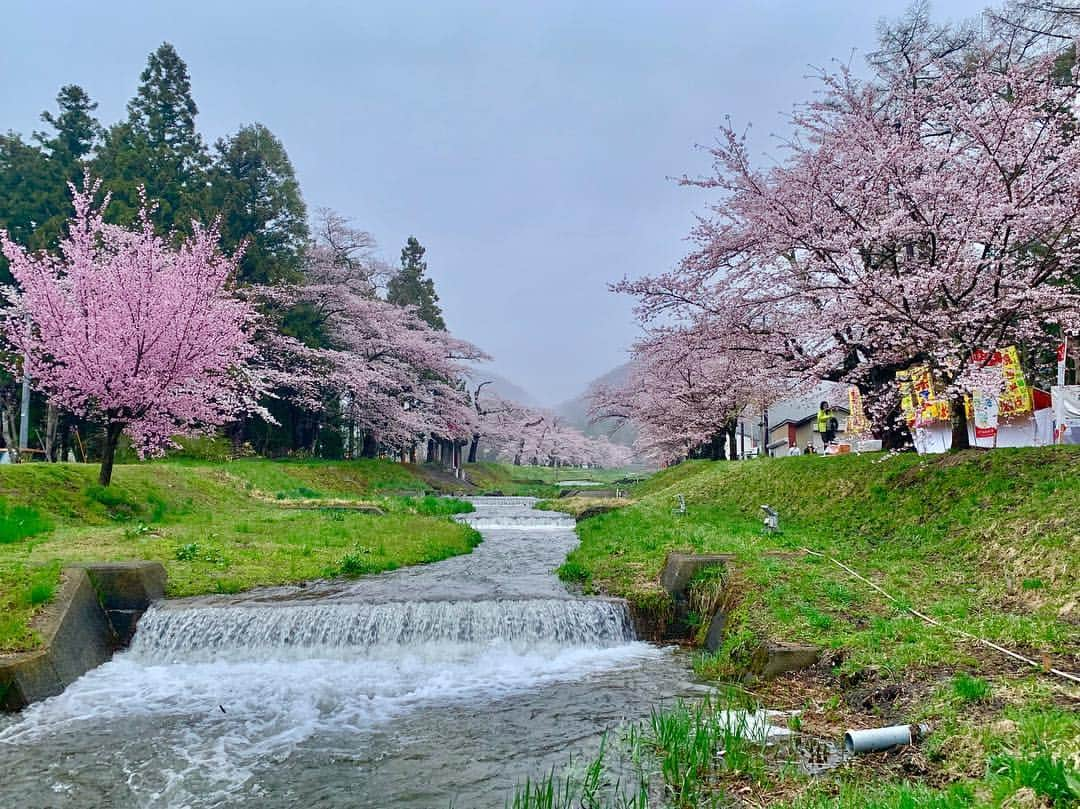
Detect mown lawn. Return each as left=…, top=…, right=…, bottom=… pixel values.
left=0, top=459, right=479, bottom=653
left=555, top=448, right=1080, bottom=807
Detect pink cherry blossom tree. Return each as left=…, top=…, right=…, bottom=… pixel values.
left=253, top=219, right=486, bottom=459
left=618, top=32, right=1080, bottom=451
left=0, top=180, right=263, bottom=485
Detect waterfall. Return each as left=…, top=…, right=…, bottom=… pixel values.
left=129, top=598, right=635, bottom=662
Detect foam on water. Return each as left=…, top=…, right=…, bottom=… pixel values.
left=0, top=495, right=690, bottom=809
left=128, top=598, right=635, bottom=661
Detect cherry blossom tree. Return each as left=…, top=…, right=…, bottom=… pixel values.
left=591, top=326, right=790, bottom=464
left=254, top=219, right=486, bottom=459
left=619, top=32, right=1080, bottom=450
left=0, top=180, right=262, bottom=484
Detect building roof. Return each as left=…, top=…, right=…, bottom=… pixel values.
left=767, top=381, right=850, bottom=429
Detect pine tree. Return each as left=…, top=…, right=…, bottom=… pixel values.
left=210, top=123, right=309, bottom=285
left=36, top=85, right=101, bottom=166
left=387, top=236, right=445, bottom=330
left=0, top=86, right=102, bottom=281
left=94, top=42, right=209, bottom=232
left=32, top=85, right=102, bottom=248
left=0, top=134, right=52, bottom=283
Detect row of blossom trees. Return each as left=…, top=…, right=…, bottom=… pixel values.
left=0, top=181, right=616, bottom=483
left=604, top=3, right=1080, bottom=462
left=468, top=382, right=632, bottom=468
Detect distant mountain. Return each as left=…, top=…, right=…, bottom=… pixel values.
left=462, top=367, right=538, bottom=407
left=554, top=363, right=637, bottom=447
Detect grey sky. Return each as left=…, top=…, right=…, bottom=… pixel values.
left=2, top=0, right=988, bottom=403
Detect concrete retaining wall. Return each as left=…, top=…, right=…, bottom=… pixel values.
left=0, top=561, right=165, bottom=711
left=652, top=550, right=822, bottom=680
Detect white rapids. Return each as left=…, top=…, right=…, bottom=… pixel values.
left=0, top=496, right=694, bottom=809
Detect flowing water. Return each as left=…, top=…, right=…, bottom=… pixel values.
left=0, top=497, right=697, bottom=808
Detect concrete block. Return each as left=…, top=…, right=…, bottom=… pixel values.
left=751, top=642, right=821, bottom=678
left=1, top=561, right=168, bottom=711
left=0, top=568, right=115, bottom=710
left=659, top=552, right=734, bottom=597
left=78, top=561, right=166, bottom=610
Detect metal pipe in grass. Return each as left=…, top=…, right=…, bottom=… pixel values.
left=843, top=723, right=930, bottom=754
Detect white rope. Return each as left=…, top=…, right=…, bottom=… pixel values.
left=800, top=547, right=1080, bottom=687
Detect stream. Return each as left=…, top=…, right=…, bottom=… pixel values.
left=0, top=497, right=698, bottom=808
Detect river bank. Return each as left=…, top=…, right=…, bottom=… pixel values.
left=0, top=458, right=484, bottom=654
left=0, top=497, right=697, bottom=808
left=541, top=449, right=1080, bottom=807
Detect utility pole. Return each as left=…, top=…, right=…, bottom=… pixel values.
left=17, top=354, right=30, bottom=460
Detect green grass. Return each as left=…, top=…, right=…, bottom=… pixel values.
left=952, top=673, right=992, bottom=703
left=0, top=458, right=480, bottom=653
left=507, top=686, right=1079, bottom=809
left=0, top=501, right=52, bottom=544
left=563, top=449, right=1079, bottom=672
left=559, top=447, right=1080, bottom=807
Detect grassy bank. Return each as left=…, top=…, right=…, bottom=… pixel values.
left=558, top=448, right=1079, bottom=807
left=0, top=458, right=480, bottom=653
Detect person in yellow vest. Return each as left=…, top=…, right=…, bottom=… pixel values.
left=816, top=401, right=838, bottom=450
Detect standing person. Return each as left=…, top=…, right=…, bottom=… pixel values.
left=816, top=401, right=837, bottom=450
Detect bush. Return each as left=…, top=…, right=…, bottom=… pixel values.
left=0, top=501, right=53, bottom=544
left=84, top=485, right=140, bottom=521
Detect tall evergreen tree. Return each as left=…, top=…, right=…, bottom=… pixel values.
left=94, top=42, right=209, bottom=232
left=0, top=86, right=102, bottom=280
left=387, top=236, right=445, bottom=330
left=210, top=123, right=309, bottom=285
left=0, top=134, right=52, bottom=283
left=36, top=85, right=101, bottom=166
left=32, top=85, right=102, bottom=248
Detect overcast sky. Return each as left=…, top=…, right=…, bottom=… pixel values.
left=2, top=0, right=989, bottom=403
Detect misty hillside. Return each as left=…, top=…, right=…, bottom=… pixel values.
left=555, top=363, right=637, bottom=447
left=462, top=368, right=539, bottom=407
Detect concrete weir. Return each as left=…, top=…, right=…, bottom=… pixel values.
left=657, top=551, right=821, bottom=679
left=0, top=561, right=165, bottom=711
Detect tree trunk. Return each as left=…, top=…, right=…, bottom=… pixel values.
left=361, top=431, right=378, bottom=458
left=727, top=420, right=738, bottom=461
left=467, top=434, right=480, bottom=464
left=43, top=402, right=59, bottom=462
left=950, top=395, right=970, bottom=451
left=99, top=423, right=125, bottom=487
left=228, top=416, right=246, bottom=459
left=1, top=404, right=18, bottom=462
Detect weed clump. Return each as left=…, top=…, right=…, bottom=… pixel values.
left=0, top=501, right=52, bottom=544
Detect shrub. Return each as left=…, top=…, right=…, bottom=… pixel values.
left=84, top=485, right=139, bottom=521
left=0, top=502, right=53, bottom=544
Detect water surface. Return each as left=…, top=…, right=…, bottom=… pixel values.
left=0, top=497, right=696, bottom=808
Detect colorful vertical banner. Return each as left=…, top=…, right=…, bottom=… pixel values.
left=896, top=364, right=950, bottom=427
left=970, top=346, right=1032, bottom=416
left=971, top=389, right=999, bottom=440
left=847, top=386, right=871, bottom=435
